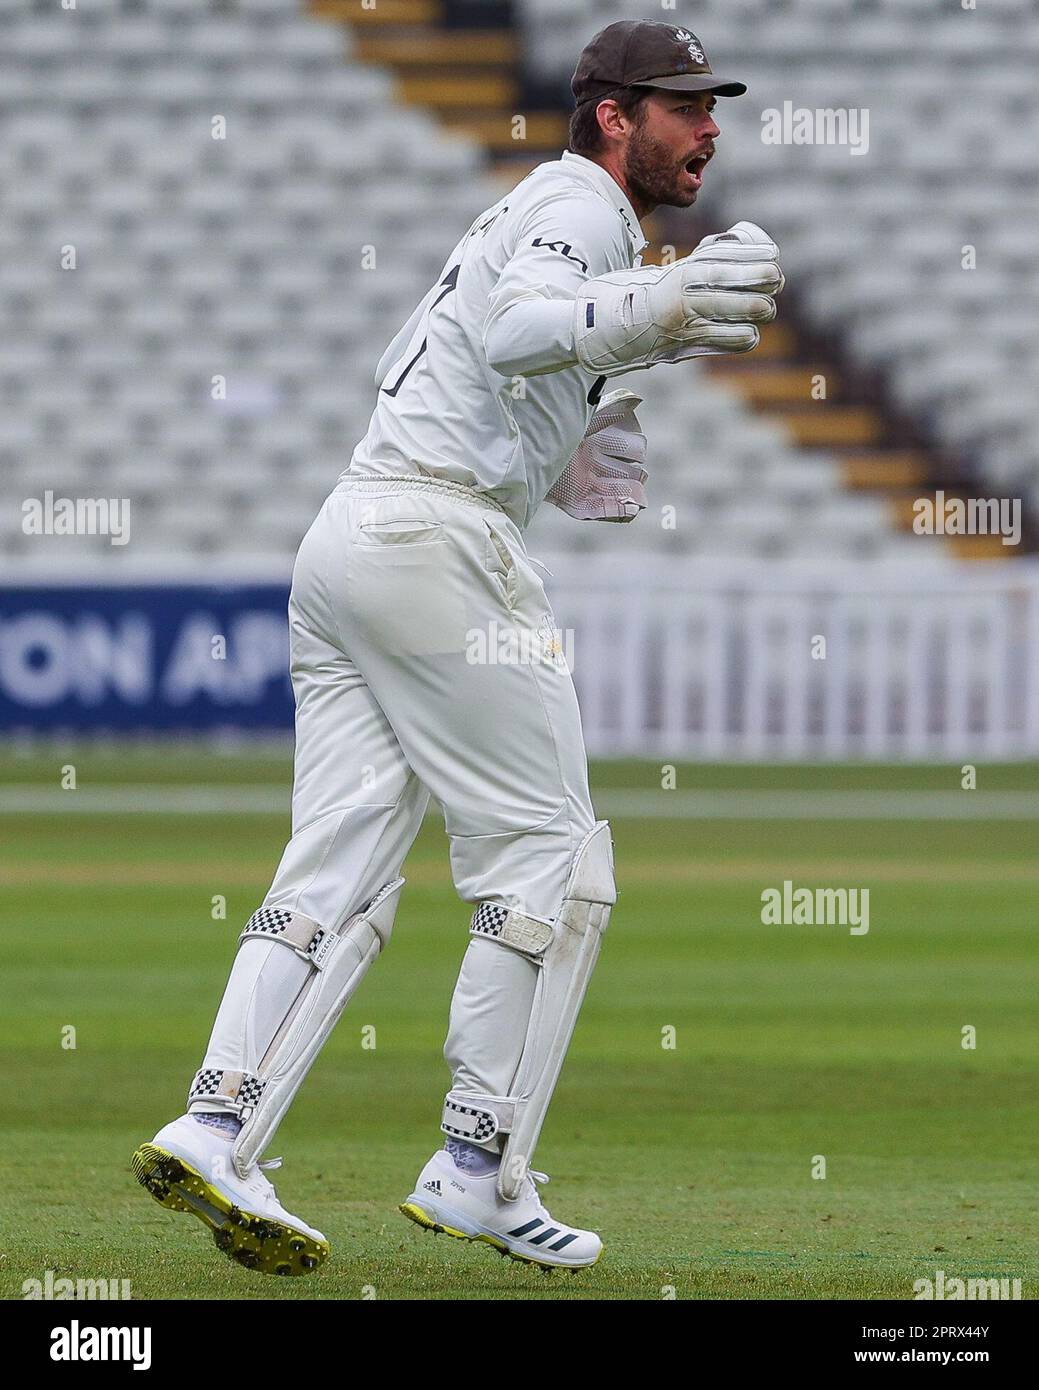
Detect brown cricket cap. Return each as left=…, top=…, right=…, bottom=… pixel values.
left=572, top=20, right=747, bottom=107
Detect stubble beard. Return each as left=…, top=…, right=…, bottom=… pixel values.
left=622, top=123, right=697, bottom=212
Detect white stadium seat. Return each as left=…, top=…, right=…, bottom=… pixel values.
left=1, top=0, right=1030, bottom=569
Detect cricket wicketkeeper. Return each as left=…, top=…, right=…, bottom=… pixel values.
left=133, top=20, right=783, bottom=1275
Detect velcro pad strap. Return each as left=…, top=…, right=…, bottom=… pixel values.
left=189, top=1067, right=266, bottom=1117
left=441, top=1093, right=516, bottom=1144
left=470, top=903, right=554, bottom=957
left=240, top=905, right=330, bottom=966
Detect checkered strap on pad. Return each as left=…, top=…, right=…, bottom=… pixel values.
left=441, top=1092, right=516, bottom=1144
left=470, top=903, right=554, bottom=957
left=188, top=1068, right=266, bottom=1117
left=240, top=904, right=332, bottom=965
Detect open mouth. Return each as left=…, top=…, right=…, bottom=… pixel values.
left=684, top=154, right=711, bottom=185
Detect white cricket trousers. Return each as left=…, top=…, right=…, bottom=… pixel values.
left=197, top=474, right=596, bottom=1125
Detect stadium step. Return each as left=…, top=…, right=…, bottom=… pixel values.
left=311, top=0, right=442, bottom=23
left=355, top=32, right=518, bottom=66
left=395, top=72, right=518, bottom=109
left=702, top=363, right=839, bottom=406
left=843, top=452, right=929, bottom=491
left=443, top=111, right=568, bottom=152
left=697, top=316, right=946, bottom=526
left=948, top=534, right=1017, bottom=560
left=748, top=323, right=797, bottom=361
left=770, top=406, right=884, bottom=448
left=310, top=0, right=566, bottom=158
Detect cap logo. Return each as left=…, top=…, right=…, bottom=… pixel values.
left=672, top=28, right=706, bottom=65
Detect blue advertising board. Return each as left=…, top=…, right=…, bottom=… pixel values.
left=0, top=585, right=294, bottom=732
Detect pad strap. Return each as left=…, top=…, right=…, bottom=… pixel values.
left=189, top=1067, right=266, bottom=1117
left=240, top=905, right=335, bottom=967
left=470, top=903, right=553, bottom=957
left=441, top=1091, right=517, bottom=1144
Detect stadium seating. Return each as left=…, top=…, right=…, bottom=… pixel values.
left=1, top=1, right=488, bottom=563
left=3, top=0, right=1015, bottom=568
left=519, top=0, right=1039, bottom=522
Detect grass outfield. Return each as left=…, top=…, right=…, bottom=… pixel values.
left=0, top=751, right=1036, bottom=1301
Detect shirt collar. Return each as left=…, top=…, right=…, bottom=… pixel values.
left=560, top=151, right=648, bottom=258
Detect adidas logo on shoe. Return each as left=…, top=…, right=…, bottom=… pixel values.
left=423, top=1179, right=442, bottom=1195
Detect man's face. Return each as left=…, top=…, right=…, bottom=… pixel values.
left=621, top=91, right=721, bottom=210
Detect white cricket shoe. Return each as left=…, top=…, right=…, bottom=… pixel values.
left=131, top=1114, right=329, bottom=1277
left=400, top=1148, right=602, bottom=1270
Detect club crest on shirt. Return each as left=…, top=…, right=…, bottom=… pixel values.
left=536, top=613, right=570, bottom=670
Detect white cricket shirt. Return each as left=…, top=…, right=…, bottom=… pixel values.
left=347, top=152, right=647, bottom=529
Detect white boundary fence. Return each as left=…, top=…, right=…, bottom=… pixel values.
left=2, top=558, right=1037, bottom=761
left=541, top=557, right=1039, bottom=762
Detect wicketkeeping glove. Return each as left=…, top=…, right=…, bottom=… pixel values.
left=546, top=389, right=648, bottom=523
left=572, top=220, right=785, bottom=377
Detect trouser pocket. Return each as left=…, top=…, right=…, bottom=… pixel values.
left=357, top=519, right=444, bottom=546
left=347, top=516, right=470, bottom=656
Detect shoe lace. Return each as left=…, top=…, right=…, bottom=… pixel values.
left=527, top=1170, right=552, bottom=1215
left=247, top=1156, right=283, bottom=1198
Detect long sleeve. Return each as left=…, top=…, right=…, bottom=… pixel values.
left=483, top=194, right=622, bottom=379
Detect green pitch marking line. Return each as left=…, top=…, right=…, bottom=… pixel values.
left=1, top=785, right=1038, bottom=818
